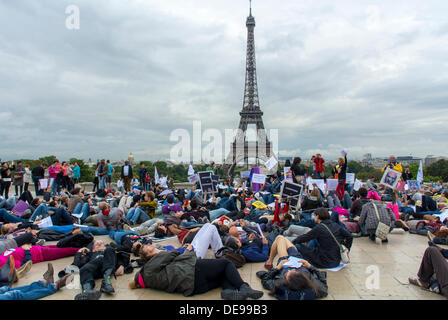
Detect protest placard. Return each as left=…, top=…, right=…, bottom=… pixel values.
left=380, top=168, right=402, bottom=189
left=346, top=173, right=355, bottom=185
left=280, top=180, right=303, bottom=202
left=198, top=171, right=214, bottom=192
left=264, top=156, right=278, bottom=170
left=240, top=170, right=251, bottom=179
left=252, top=173, right=266, bottom=185
left=39, top=179, right=49, bottom=190
left=354, top=179, right=363, bottom=191
left=326, top=179, right=339, bottom=191
left=407, top=180, right=420, bottom=192
left=307, top=179, right=325, bottom=192
left=284, top=167, right=293, bottom=182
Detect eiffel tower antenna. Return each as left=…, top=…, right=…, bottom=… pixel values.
left=249, top=0, right=252, bottom=16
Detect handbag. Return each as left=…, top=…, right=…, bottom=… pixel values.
left=215, top=247, right=246, bottom=268
left=321, top=223, right=350, bottom=264
left=372, top=203, right=390, bottom=241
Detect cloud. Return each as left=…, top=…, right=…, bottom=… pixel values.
left=0, top=0, right=447, bottom=163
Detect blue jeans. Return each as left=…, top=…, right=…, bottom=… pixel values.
left=262, top=193, right=275, bottom=205
left=0, top=197, right=16, bottom=211
left=98, top=176, right=106, bottom=190
left=0, top=281, right=56, bottom=300
left=218, top=198, right=237, bottom=212
left=186, top=190, right=201, bottom=200
left=126, top=207, right=150, bottom=224
left=50, top=178, right=58, bottom=196
left=343, top=193, right=353, bottom=210
left=292, top=212, right=316, bottom=228
left=400, top=207, right=415, bottom=215
left=109, top=230, right=138, bottom=244
left=0, top=209, right=27, bottom=223
left=73, top=203, right=90, bottom=223
left=209, top=208, right=230, bottom=221
left=29, top=204, right=58, bottom=222
left=45, top=225, right=109, bottom=235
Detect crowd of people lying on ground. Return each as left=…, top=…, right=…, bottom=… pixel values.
left=0, top=154, right=447, bottom=300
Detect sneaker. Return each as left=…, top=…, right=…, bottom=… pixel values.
left=221, top=289, right=247, bottom=300
left=427, top=231, right=436, bottom=242
left=36, top=239, right=46, bottom=246
left=256, top=271, right=268, bottom=279
left=100, top=278, right=115, bottom=295
left=16, top=260, right=33, bottom=280
left=238, top=283, right=264, bottom=300
left=74, top=290, right=102, bottom=300
left=409, top=277, right=429, bottom=289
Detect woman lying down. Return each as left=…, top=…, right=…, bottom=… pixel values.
left=256, top=236, right=328, bottom=300
left=129, top=243, right=263, bottom=300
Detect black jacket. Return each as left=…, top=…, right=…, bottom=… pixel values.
left=292, top=219, right=353, bottom=269
left=121, top=165, right=133, bottom=178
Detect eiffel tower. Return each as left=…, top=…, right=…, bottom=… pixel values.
left=223, top=1, right=277, bottom=176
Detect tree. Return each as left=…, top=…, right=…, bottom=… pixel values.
left=426, top=159, right=448, bottom=182
left=39, top=155, right=58, bottom=165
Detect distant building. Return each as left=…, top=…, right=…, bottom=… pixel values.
left=362, top=153, right=373, bottom=166
left=128, top=152, right=135, bottom=165
left=425, top=155, right=446, bottom=167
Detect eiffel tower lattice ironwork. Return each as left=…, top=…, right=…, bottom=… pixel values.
left=223, top=2, right=277, bottom=176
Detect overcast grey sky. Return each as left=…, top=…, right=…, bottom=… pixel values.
left=1, top=0, right=447, bottom=162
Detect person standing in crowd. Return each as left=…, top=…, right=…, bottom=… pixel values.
left=0, top=162, right=13, bottom=199
left=31, top=163, right=46, bottom=196
left=72, top=162, right=81, bottom=185
left=121, top=161, right=133, bottom=192
left=382, top=155, right=403, bottom=174
left=145, top=172, right=151, bottom=191
left=206, top=162, right=217, bottom=174
left=106, top=160, right=114, bottom=190
left=48, top=160, right=61, bottom=196
left=332, top=152, right=348, bottom=201
left=402, top=167, right=413, bottom=182
left=23, top=164, right=32, bottom=193
left=13, top=161, right=24, bottom=197
left=138, top=163, right=147, bottom=190
left=313, top=154, right=325, bottom=179
left=92, top=162, right=99, bottom=193
left=291, top=157, right=305, bottom=183
left=97, top=159, right=108, bottom=191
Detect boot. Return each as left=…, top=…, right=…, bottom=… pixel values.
left=74, top=282, right=102, bottom=300
left=100, top=269, right=115, bottom=294
left=16, top=260, right=33, bottom=280
left=43, top=263, right=54, bottom=285
left=0, top=256, right=17, bottom=287
left=55, top=273, right=73, bottom=290
left=238, top=283, right=264, bottom=300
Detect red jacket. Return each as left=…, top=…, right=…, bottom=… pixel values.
left=313, top=157, right=325, bottom=172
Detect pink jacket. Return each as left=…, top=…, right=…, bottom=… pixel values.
left=333, top=207, right=349, bottom=217
left=0, top=246, right=44, bottom=269
left=387, top=203, right=400, bottom=220
left=48, top=165, right=59, bottom=179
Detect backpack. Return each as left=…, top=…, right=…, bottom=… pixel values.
left=215, top=247, right=246, bottom=268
